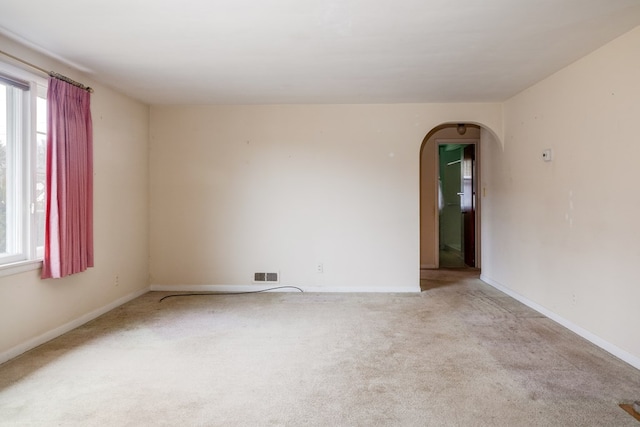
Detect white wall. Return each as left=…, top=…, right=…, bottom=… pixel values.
left=150, top=104, right=501, bottom=291
left=0, top=35, right=150, bottom=359
left=481, top=26, right=640, bottom=364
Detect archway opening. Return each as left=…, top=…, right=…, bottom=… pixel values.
left=419, top=123, right=482, bottom=274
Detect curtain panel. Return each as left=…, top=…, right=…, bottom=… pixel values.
left=42, top=77, right=93, bottom=279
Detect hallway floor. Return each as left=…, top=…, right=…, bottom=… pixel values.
left=438, top=248, right=468, bottom=269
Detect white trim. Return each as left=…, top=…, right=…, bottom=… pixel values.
left=151, top=284, right=294, bottom=293
left=0, top=59, right=48, bottom=87
left=0, top=60, right=48, bottom=273
left=480, top=274, right=640, bottom=371
left=150, top=284, right=420, bottom=294
left=303, top=285, right=419, bottom=293
left=0, top=287, right=149, bottom=365
left=0, top=259, right=42, bottom=277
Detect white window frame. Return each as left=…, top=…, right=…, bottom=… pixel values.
left=0, top=60, right=47, bottom=277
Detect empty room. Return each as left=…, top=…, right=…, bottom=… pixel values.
left=1, top=0, right=640, bottom=425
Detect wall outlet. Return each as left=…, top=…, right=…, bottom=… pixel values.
left=542, top=149, right=553, bottom=162
left=114, top=275, right=119, bottom=287
left=317, top=263, right=324, bottom=274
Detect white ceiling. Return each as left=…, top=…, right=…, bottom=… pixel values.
left=1, top=0, right=640, bottom=105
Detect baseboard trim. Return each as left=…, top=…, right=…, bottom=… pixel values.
left=0, top=287, right=149, bottom=365
left=150, top=284, right=420, bottom=294
left=302, top=285, right=419, bottom=293
left=480, top=274, right=640, bottom=371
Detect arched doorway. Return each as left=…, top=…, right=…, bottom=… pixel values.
left=420, top=123, right=481, bottom=271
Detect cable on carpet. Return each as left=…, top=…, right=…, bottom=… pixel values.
left=159, top=286, right=304, bottom=302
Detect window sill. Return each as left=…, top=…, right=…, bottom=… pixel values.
left=0, top=259, right=43, bottom=278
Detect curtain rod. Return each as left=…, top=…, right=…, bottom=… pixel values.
left=0, top=48, right=94, bottom=93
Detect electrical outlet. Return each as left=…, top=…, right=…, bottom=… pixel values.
left=317, top=263, right=324, bottom=274
left=114, top=275, right=119, bottom=286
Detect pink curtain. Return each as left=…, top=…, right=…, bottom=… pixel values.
left=42, top=77, right=93, bottom=279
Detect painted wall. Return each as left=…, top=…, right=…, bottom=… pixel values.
left=150, top=104, right=501, bottom=291
left=481, top=26, right=640, bottom=363
left=0, top=35, right=150, bottom=358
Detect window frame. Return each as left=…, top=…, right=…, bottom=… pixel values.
left=0, top=60, right=48, bottom=277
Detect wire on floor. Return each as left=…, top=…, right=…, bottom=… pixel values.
left=158, top=286, right=304, bottom=302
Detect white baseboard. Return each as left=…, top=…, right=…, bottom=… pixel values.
left=480, top=274, right=640, bottom=371
left=150, top=284, right=420, bottom=294
left=302, top=285, right=419, bottom=293
left=150, top=284, right=299, bottom=292
left=0, top=287, right=149, bottom=365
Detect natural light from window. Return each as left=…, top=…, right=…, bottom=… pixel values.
left=1, top=84, right=8, bottom=255
left=0, top=73, right=47, bottom=271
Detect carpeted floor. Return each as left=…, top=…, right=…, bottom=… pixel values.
left=1, top=271, right=639, bottom=426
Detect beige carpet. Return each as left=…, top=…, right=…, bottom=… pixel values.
left=1, top=271, right=639, bottom=426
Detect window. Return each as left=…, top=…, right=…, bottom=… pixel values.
left=0, top=63, right=47, bottom=275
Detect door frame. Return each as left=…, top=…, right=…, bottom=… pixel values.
left=434, top=138, right=480, bottom=269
